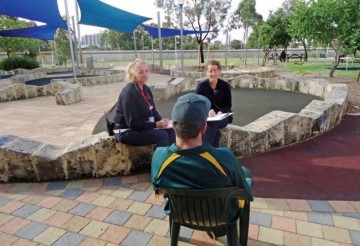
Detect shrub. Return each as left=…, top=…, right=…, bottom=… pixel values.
left=0, top=56, right=39, bottom=71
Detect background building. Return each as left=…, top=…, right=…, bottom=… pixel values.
left=82, top=33, right=101, bottom=47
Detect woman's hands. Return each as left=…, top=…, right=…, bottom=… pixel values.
left=156, top=118, right=171, bottom=128
left=208, top=109, right=223, bottom=117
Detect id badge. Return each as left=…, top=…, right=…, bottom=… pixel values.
left=149, top=116, right=155, bottom=122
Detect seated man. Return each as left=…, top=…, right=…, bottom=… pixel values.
left=151, top=93, right=253, bottom=238
left=279, top=50, right=286, bottom=62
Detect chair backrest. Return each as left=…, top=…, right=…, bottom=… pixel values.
left=161, top=187, right=247, bottom=231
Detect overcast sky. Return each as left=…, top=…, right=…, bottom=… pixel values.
left=58, top=0, right=284, bottom=42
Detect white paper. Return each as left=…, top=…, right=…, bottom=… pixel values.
left=207, top=112, right=234, bottom=122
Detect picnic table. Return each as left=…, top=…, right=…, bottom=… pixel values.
left=286, top=54, right=303, bottom=61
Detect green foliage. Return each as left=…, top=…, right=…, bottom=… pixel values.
left=258, top=9, right=292, bottom=50
left=155, top=0, right=231, bottom=63
left=0, top=56, right=39, bottom=71
left=230, top=39, right=243, bottom=49
left=233, top=0, right=262, bottom=29
left=0, top=15, right=42, bottom=58
left=286, top=0, right=360, bottom=76
left=54, top=29, right=71, bottom=65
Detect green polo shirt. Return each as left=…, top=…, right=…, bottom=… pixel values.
left=151, top=143, right=253, bottom=201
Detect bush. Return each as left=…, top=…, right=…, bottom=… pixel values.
left=0, top=56, right=39, bottom=71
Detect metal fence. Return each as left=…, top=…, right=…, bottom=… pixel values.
left=0, top=48, right=337, bottom=67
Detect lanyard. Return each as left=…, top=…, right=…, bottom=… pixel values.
left=141, top=91, right=153, bottom=110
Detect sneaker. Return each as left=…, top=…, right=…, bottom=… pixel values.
left=207, top=231, right=216, bottom=239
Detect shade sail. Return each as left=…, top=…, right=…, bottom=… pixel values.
left=0, top=0, right=67, bottom=29
left=141, top=24, right=214, bottom=39
left=0, top=25, right=57, bottom=40
left=77, top=0, right=151, bottom=33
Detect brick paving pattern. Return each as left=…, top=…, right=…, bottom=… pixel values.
left=1, top=174, right=360, bottom=246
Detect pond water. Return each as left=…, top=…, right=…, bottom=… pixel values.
left=26, top=75, right=98, bottom=86
left=155, top=88, right=321, bottom=126
left=92, top=88, right=320, bottom=134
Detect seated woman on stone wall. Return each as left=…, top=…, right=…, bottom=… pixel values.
left=113, top=58, right=175, bottom=147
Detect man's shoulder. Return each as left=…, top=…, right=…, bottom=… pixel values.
left=153, top=146, right=172, bottom=156
left=198, top=79, right=210, bottom=86
left=212, top=146, right=235, bottom=154
left=218, top=78, right=230, bottom=87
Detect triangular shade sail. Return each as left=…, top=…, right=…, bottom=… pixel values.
left=0, top=0, right=67, bottom=29
left=141, top=24, right=216, bottom=39
left=77, top=0, right=151, bottom=33
left=0, top=25, right=57, bottom=40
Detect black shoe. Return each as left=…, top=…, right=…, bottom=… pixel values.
left=207, top=231, right=216, bottom=239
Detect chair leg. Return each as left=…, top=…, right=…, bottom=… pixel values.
left=170, top=220, right=181, bottom=246
left=226, top=223, right=239, bottom=246
left=239, top=201, right=250, bottom=246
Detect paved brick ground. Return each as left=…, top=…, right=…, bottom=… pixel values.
left=1, top=175, right=360, bottom=245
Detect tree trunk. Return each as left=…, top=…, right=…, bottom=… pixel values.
left=262, top=49, right=272, bottom=66
left=329, top=39, right=340, bottom=77
left=357, top=71, right=360, bottom=82
left=199, top=42, right=205, bottom=64
left=302, top=40, right=308, bottom=62
left=244, top=27, right=248, bottom=66
left=329, top=50, right=340, bottom=77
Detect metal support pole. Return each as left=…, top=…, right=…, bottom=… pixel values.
left=71, top=16, right=79, bottom=69
left=75, top=0, right=83, bottom=64
left=133, top=31, right=138, bottom=58
left=64, top=0, right=76, bottom=78
left=151, top=38, right=154, bottom=66
left=157, top=11, right=163, bottom=72
left=179, top=3, right=184, bottom=77
left=225, top=30, right=229, bottom=66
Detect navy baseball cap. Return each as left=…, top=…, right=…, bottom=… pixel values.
left=172, top=93, right=211, bottom=129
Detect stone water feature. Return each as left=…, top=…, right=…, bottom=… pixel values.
left=0, top=65, right=347, bottom=182
left=0, top=67, right=124, bottom=105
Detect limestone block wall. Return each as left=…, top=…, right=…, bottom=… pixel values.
left=10, top=72, right=46, bottom=84
left=0, top=70, right=124, bottom=104
left=0, top=71, right=348, bottom=183
left=0, top=134, right=154, bottom=183
left=218, top=75, right=347, bottom=156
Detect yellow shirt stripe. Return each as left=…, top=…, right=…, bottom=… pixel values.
left=157, top=153, right=181, bottom=178
left=199, top=152, right=227, bottom=176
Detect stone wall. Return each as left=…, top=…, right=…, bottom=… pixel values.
left=0, top=71, right=348, bottom=182
left=0, top=69, right=124, bottom=105
left=0, top=134, right=154, bottom=182
left=155, top=74, right=347, bottom=157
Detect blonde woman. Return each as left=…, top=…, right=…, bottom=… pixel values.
left=113, top=59, right=175, bottom=147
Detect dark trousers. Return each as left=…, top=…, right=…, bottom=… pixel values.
left=204, top=118, right=229, bottom=147
left=115, top=128, right=175, bottom=148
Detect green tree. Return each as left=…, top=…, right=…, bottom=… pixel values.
left=155, top=0, right=231, bottom=64
left=54, top=28, right=71, bottom=66
left=0, top=15, right=42, bottom=58
left=255, top=8, right=292, bottom=65
left=230, top=39, right=243, bottom=49
left=100, top=26, right=153, bottom=51
left=287, top=0, right=312, bottom=61
left=232, top=0, right=262, bottom=64
left=297, top=0, right=360, bottom=77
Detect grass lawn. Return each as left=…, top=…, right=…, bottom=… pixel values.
left=90, top=57, right=360, bottom=80
left=268, top=58, right=360, bottom=80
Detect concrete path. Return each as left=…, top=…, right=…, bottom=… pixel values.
left=0, top=74, right=359, bottom=245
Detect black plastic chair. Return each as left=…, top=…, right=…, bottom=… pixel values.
left=160, top=187, right=250, bottom=246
